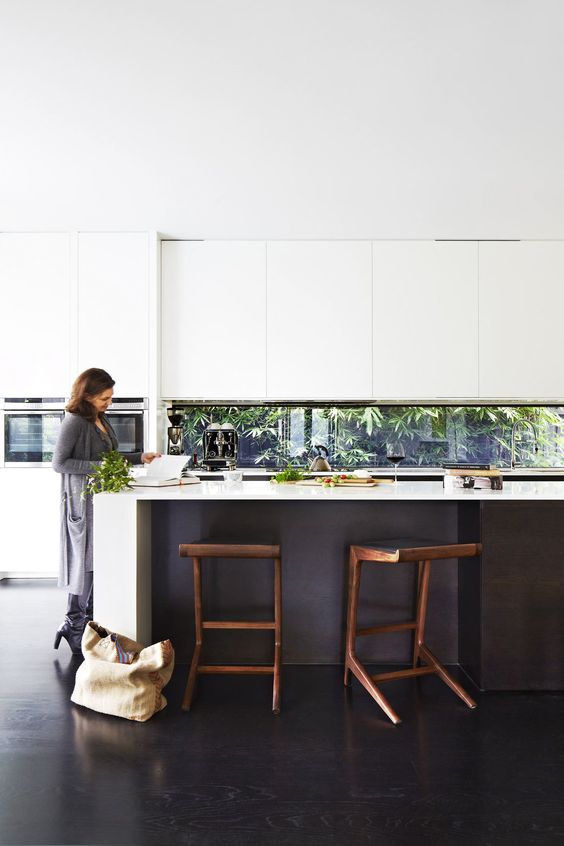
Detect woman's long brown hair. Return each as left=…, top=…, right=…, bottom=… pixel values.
left=66, top=368, right=115, bottom=422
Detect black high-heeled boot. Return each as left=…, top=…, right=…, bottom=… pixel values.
left=57, top=585, right=91, bottom=656
left=54, top=619, right=83, bottom=655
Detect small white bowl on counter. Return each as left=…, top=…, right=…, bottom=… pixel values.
left=224, top=470, right=243, bottom=484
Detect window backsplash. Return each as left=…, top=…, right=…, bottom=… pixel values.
left=175, top=405, right=564, bottom=469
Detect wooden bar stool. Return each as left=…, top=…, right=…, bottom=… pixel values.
left=179, top=542, right=282, bottom=714
left=344, top=538, right=482, bottom=725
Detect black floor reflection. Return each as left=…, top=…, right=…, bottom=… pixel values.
left=1, top=579, right=564, bottom=846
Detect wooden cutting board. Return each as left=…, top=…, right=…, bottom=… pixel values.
left=295, top=478, right=392, bottom=488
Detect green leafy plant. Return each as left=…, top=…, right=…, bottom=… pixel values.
left=86, top=450, right=134, bottom=494
left=270, top=466, right=305, bottom=483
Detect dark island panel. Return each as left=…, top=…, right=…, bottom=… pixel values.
left=478, top=503, right=564, bottom=690
left=151, top=500, right=460, bottom=666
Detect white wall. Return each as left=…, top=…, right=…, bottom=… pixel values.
left=1, top=0, right=564, bottom=239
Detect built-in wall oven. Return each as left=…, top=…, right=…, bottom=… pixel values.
left=1, top=398, right=148, bottom=467
left=104, top=398, right=148, bottom=455
left=1, top=399, right=66, bottom=467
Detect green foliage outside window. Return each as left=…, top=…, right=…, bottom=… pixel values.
left=180, top=405, right=564, bottom=469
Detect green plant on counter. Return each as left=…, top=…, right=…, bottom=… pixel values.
left=85, top=450, right=134, bottom=495
left=270, top=466, right=305, bottom=484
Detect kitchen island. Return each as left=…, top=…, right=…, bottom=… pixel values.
left=93, top=480, right=564, bottom=690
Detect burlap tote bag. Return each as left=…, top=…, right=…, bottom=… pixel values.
left=71, top=622, right=175, bottom=722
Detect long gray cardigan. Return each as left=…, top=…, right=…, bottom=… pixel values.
left=52, top=412, right=142, bottom=595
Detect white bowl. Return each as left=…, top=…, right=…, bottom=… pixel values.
left=224, top=470, right=243, bottom=483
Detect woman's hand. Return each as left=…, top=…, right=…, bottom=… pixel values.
left=141, top=452, right=161, bottom=464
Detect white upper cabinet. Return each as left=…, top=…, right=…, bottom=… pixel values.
left=78, top=233, right=150, bottom=397
left=371, top=241, right=479, bottom=399
left=161, top=241, right=267, bottom=398
left=267, top=242, right=372, bottom=399
left=0, top=233, right=72, bottom=396
left=479, top=241, right=564, bottom=399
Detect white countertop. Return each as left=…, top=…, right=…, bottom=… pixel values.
left=103, top=479, right=564, bottom=501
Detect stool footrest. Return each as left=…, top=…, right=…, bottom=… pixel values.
left=371, top=665, right=436, bottom=683
left=357, top=621, right=416, bottom=636
left=198, top=664, right=274, bottom=675
left=202, top=621, right=275, bottom=630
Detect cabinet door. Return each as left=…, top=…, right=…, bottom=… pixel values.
left=372, top=241, right=479, bottom=399
left=479, top=241, right=564, bottom=398
left=0, top=469, right=60, bottom=575
left=161, top=241, right=267, bottom=398
left=0, top=233, right=71, bottom=396
left=267, top=242, right=372, bottom=398
left=78, top=233, right=150, bottom=396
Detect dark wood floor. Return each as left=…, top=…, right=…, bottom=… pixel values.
left=1, top=580, right=563, bottom=846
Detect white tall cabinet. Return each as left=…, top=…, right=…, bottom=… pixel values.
left=0, top=231, right=153, bottom=579
left=77, top=233, right=150, bottom=396
left=266, top=241, right=372, bottom=398
left=0, top=233, right=72, bottom=396
left=372, top=241, right=479, bottom=399
left=479, top=241, right=564, bottom=399
left=161, top=241, right=267, bottom=398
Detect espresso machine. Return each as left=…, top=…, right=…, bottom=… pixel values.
left=167, top=409, right=184, bottom=455
left=202, top=422, right=238, bottom=471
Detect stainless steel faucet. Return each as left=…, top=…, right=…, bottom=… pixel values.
left=510, top=419, right=539, bottom=469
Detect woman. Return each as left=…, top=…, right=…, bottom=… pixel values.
left=52, top=368, right=159, bottom=654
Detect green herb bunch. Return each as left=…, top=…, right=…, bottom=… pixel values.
left=270, top=466, right=305, bottom=484
left=86, top=450, right=134, bottom=495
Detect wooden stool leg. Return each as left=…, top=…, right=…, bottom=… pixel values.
left=182, top=556, right=203, bottom=712
left=415, top=560, right=477, bottom=709
left=413, top=560, right=430, bottom=668
left=344, top=549, right=361, bottom=686
left=343, top=551, right=401, bottom=724
left=419, top=644, right=477, bottom=709
left=272, top=556, right=282, bottom=715
left=348, top=654, right=402, bottom=725
left=412, top=561, right=422, bottom=667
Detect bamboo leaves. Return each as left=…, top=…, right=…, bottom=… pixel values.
left=180, top=404, right=564, bottom=469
